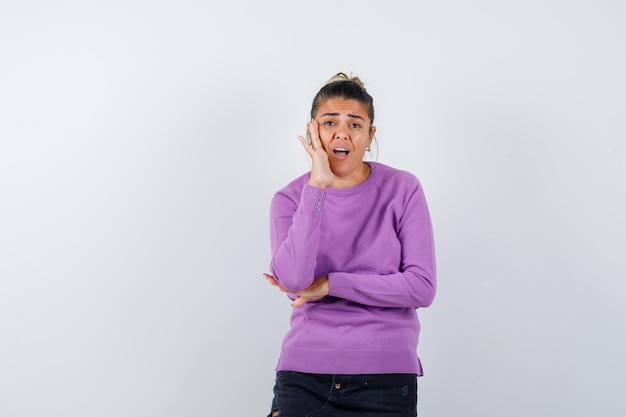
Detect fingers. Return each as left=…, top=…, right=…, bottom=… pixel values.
left=291, top=296, right=310, bottom=308
left=297, top=135, right=313, bottom=155
left=297, top=121, right=321, bottom=155
left=264, top=273, right=326, bottom=308
left=263, top=273, right=288, bottom=292
left=307, top=121, right=322, bottom=150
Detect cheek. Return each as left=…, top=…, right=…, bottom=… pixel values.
left=317, top=132, right=334, bottom=148
left=317, top=124, right=332, bottom=137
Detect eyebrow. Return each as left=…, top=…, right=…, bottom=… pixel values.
left=320, top=112, right=366, bottom=121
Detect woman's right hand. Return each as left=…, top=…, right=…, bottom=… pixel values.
left=298, top=121, right=334, bottom=190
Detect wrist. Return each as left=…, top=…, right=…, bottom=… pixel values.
left=308, top=179, right=328, bottom=191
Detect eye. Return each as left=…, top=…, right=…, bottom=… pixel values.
left=350, top=123, right=361, bottom=128
left=324, top=120, right=335, bottom=126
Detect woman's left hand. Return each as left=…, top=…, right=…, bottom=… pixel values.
left=263, top=273, right=329, bottom=308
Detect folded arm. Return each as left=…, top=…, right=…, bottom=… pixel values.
left=327, top=184, right=436, bottom=309
left=269, top=184, right=325, bottom=292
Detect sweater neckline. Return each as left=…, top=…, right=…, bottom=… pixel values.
left=324, top=162, right=379, bottom=198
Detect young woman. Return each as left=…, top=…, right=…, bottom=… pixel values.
left=264, top=73, right=436, bottom=417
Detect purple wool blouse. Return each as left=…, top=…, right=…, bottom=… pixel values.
left=269, top=162, right=436, bottom=375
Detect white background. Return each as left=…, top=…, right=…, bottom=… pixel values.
left=1, top=1, right=624, bottom=416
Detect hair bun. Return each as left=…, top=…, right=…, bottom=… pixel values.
left=325, top=72, right=366, bottom=89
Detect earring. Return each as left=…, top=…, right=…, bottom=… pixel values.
left=366, top=147, right=371, bottom=152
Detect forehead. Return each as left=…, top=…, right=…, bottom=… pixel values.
left=316, top=99, right=370, bottom=120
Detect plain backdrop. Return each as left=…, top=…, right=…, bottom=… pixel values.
left=1, top=1, right=625, bottom=416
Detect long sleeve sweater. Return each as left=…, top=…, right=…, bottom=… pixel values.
left=269, top=162, right=436, bottom=375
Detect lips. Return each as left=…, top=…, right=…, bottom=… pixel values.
left=332, top=147, right=350, bottom=161
left=333, top=147, right=349, bottom=155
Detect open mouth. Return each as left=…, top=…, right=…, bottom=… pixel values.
left=333, top=147, right=350, bottom=156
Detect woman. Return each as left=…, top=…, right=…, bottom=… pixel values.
left=264, top=73, right=436, bottom=417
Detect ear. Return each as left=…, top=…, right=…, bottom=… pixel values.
left=369, top=125, right=377, bottom=146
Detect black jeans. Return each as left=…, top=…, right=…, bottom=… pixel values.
left=268, top=371, right=418, bottom=417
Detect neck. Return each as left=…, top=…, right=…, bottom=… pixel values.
left=332, top=163, right=371, bottom=189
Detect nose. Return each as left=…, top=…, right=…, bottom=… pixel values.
left=334, top=124, right=348, bottom=140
